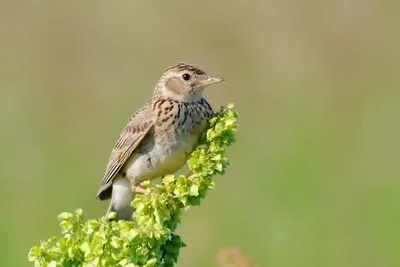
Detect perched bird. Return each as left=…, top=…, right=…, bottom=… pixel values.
left=96, top=63, right=224, bottom=220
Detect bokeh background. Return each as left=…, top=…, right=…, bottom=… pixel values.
left=1, top=1, right=399, bottom=266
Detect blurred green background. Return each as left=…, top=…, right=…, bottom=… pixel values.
left=1, top=1, right=399, bottom=266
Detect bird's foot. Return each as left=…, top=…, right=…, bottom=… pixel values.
left=134, top=186, right=147, bottom=194
left=129, top=180, right=147, bottom=194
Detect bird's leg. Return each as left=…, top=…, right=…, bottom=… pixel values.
left=129, top=179, right=147, bottom=194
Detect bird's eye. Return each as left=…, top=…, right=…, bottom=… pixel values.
left=182, top=73, right=191, bottom=81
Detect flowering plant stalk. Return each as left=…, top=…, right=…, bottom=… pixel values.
left=28, top=103, right=238, bottom=267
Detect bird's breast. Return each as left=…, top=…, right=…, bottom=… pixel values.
left=124, top=98, right=212, bottom=182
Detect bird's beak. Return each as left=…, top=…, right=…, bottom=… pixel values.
left=196, top=77, right=225, bottom=88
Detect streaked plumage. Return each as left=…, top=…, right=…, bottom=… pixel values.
left=96, top=63, right=224, bottom=220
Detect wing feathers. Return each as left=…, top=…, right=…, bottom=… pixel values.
left=96, top=104, right=155, bottom=199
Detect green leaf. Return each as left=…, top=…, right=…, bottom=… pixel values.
left=28, top=246, right=40, bottom=261
left=162, top=175, right=175, bottom=184
left=57, top=212, right=73, bottom=221
left=211, top=154, right=221, bottom=161
left=107, top=211, right=117, bottom=220
left=75, top=208, right=83, bottom=216
left=118, top=259, right=128, bottom=266
left=189, top=185, right=199, bottom=196
left=140, top=180, right=151, bottom=188
left=215, top=163, right=223, bottom=172
left=80, top=241, right=90, bottom=253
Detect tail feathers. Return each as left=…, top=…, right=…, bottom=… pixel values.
left=105, top=177, right=135, bottom=221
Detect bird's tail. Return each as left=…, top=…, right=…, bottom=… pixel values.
left=105, top=177, right=135, bottom=221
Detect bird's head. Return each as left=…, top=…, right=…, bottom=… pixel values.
left=155, top=62, right=224, bottom=102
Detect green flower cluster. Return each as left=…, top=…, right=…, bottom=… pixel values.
left=28, top=103, right=238, bottom=267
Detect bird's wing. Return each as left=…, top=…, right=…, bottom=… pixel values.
left=96, top=103, right=156, bottom=199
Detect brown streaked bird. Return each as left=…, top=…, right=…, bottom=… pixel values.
left=96, top=62, right=224, bottom=221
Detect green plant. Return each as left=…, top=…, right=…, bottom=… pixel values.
left=28, top=103, right=238, bottom=267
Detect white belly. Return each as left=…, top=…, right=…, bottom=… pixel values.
left=123, top=133, right=198, bottom=184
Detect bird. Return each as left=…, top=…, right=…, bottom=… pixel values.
left=96, top=62, right=224, bottom=221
